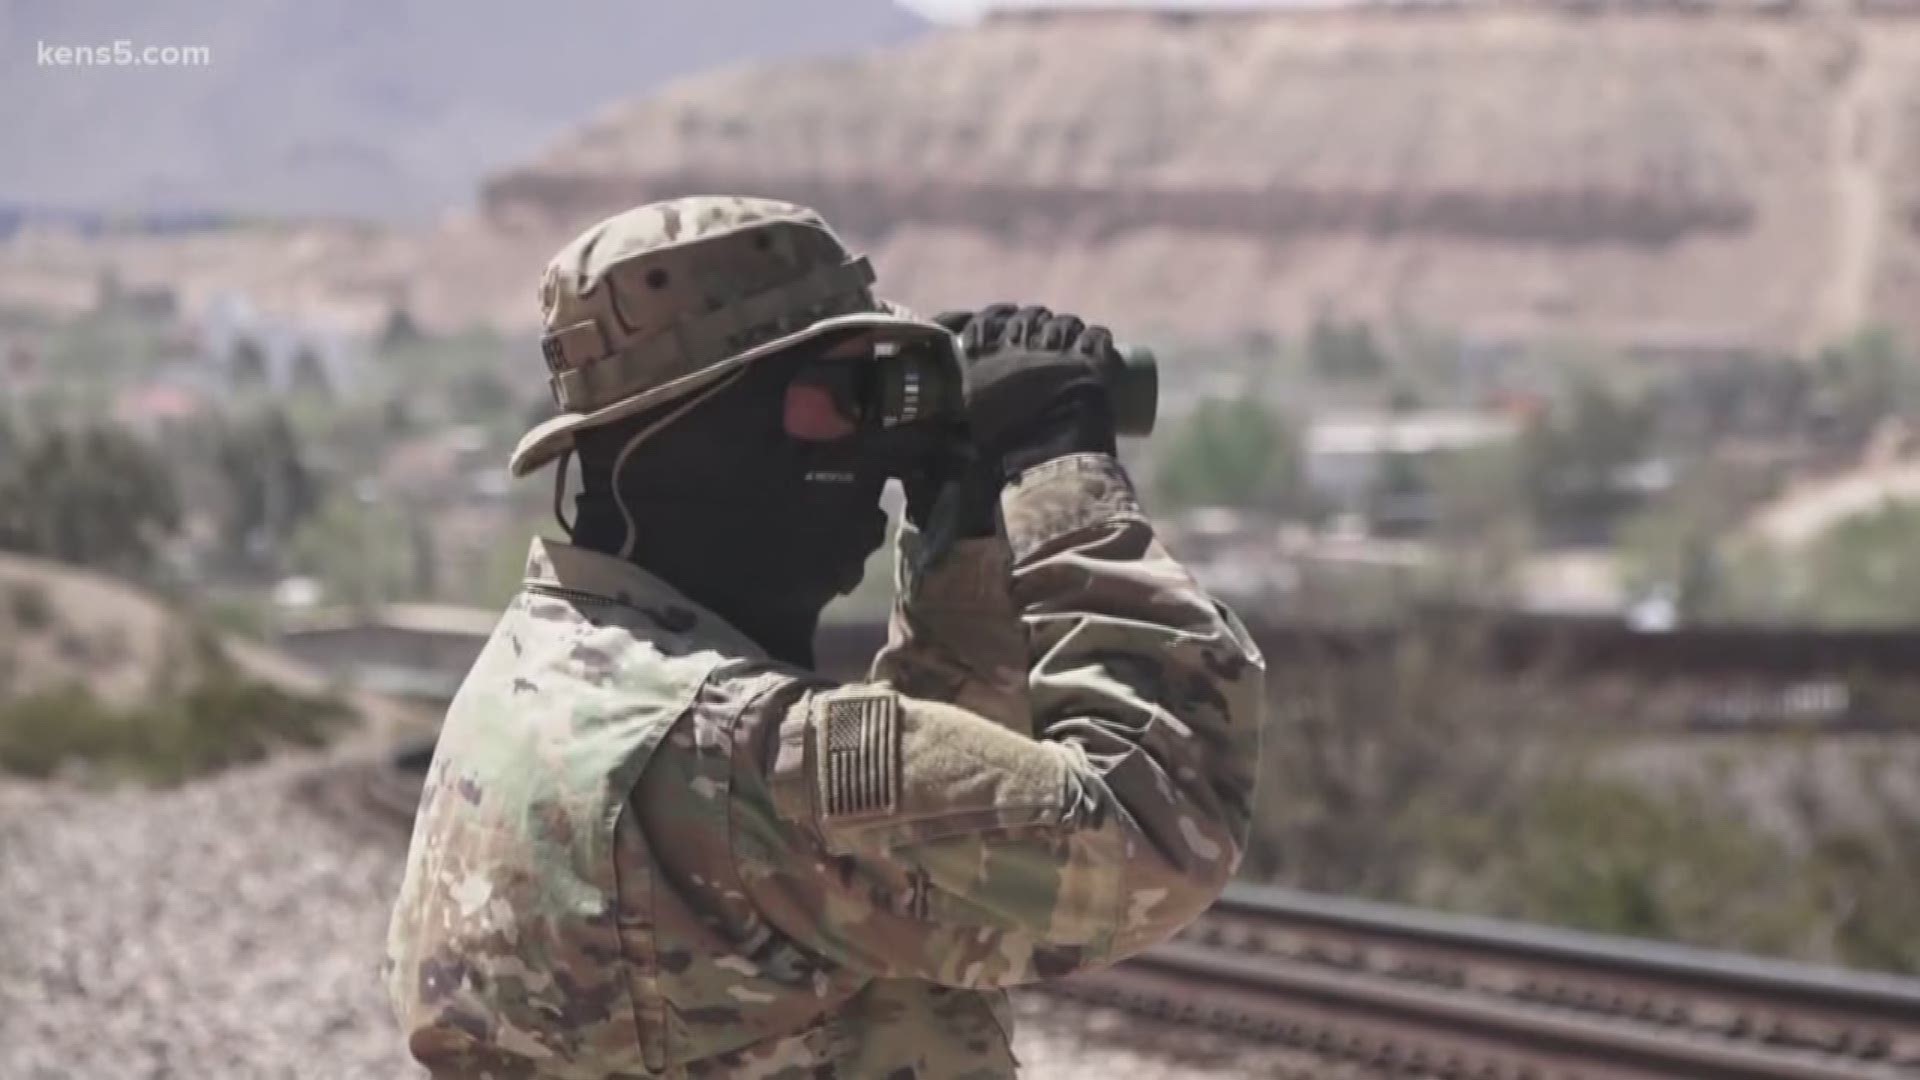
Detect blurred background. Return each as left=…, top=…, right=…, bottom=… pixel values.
left=4, top=1, right=1920, bottom=1075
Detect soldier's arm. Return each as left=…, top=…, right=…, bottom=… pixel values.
left=731, top=453, right=1264, bottom=988
left=866, top=523, right=1031, bottom=737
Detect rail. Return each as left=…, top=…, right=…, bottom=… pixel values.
left=1055, top=884, right=1920, bottom=1077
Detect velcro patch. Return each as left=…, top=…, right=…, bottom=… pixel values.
left=541, top=319, right=610, bottom=376
left=817, top=691, right=899, bottom=820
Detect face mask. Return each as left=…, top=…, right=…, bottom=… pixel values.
left=568, top=347, right=896, bottom=665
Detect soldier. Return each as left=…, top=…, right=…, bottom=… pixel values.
left=386, top=196, right=1265, bottom=1078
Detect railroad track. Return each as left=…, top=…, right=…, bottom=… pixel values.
left=1056, top=886, right=1920, bottom=1079
left=357, top=748, right=1920, bottom=1077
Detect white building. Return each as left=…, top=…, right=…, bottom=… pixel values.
left=198, top=292, right=364, bottom=396
left=1305, top=411, right=1522, bottom=509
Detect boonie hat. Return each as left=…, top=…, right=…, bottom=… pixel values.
left=510, top=195, right=952, bottom=477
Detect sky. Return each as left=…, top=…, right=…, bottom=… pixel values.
left=899, top=0, right=1297, bottom=23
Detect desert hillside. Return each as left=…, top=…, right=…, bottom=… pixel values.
left=486, top=4, right=1920, bottom=353
left=8, top=4, right=1920, bottom=353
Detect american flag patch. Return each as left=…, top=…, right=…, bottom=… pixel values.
left=819, top=692, right=898, bottom=819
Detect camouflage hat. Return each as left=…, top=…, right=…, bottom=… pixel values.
left=510, top=195, right=951, bottom=477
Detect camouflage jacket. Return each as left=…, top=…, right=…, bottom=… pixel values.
left=385, top=453, right=1265, bottom=1078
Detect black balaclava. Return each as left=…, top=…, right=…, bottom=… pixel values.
left=568, top=345, right=889, bottom=668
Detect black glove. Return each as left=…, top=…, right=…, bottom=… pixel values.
left=902, top=304, right=1119, bottom=540
left=954, top=303, right=1119, bottom=476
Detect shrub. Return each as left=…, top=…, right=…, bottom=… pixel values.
left=1242, top=625, right=1920, bottom=974
left=1154, top=396, right=1304, bottom=513
left=0, top=686, right=124, bottom=780
left=0, top=673, right=352, bottom=785
left=0, top=424, right=182, bottom=576
left=1457, top=775, right=1824, bottom=957
left=6, top=581, right=53, bottom=630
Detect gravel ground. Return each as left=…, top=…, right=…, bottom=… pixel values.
left=0, top=753, right=410, bottom=1080
left=0, top=753, right=1281, bottom=1079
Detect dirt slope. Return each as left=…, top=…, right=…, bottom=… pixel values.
left=0, top=552, right=394, bottom=726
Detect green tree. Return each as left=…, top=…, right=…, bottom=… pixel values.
left=212, top=410, right=322, bottom=572
left=230, top=336, right=269, bottom=388
left=1154, top=397, right=1303, bottom=512
left=1521, top=380, right=1653, bottom=540
left=379, top=305, right=425, bottom=350
left=0, top=424, right=181, bottom=575
left=289, top=345, right=333, bottom=399
left=1308, top=313, right=1388, bottom=381
left=290, top=494, right=415, bottom=611
left=1385, top=382, right=1426, bottom=413
left=1811, top=327, right=1917, bottom=444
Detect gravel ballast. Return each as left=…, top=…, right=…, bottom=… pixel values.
left=0, top=754, right=1276, bottom=1079
left=0, top=757, right=410, bottom=1080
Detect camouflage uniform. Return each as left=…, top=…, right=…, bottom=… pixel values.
left=386, top=197, right=1265, bottom=1078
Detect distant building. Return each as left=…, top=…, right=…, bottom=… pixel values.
left=1305, top=410, right=1521, bottom=510
left=197, top=292, right=365, bottom=397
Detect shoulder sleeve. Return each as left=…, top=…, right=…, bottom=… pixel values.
left=729, top=454, right=1265, bottom=988
left=866, top=523, right=1030, bottom=737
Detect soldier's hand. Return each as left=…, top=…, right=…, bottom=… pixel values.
left=947, top=303, right=1120, bottom=478
left=901, top=306, right=1121, bottom=538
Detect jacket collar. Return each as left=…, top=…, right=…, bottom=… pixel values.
left=522, top=537, right=770, bottom=661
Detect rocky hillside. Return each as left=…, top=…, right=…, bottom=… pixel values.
left=482, top=4, right=1920, bottom=354
left=0, top=554, right=409, bottom=782
left=9, top=4, right=1920, bottom=354
left=0, top=0, right=925, bottom=220
left=0, top=554, right=267, bottom=709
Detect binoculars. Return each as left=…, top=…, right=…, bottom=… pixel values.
left=1100, top=347, right=1163, bottom=437
left=872, top=341, right=1160, bottom=438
